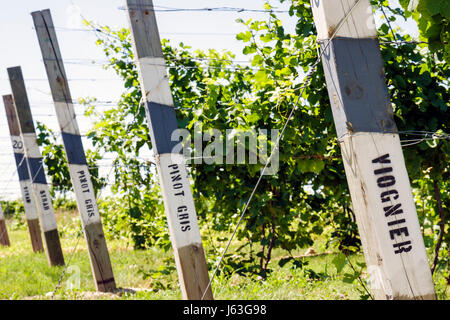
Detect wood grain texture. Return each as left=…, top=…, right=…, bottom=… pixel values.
left=4, top=95, right=44, bottom=258
left=4, top=95, right=39, bottom=215
left=32, top=11, right=80, bottom=135
left=126, top=0, right=164, bottom=59
left=156, top=154, right=202, bottom=249
left=3, top=95, right=20, bottom=136
left=126, top=0, right=213, bottom=300
left=67, top=164, right=102, bottom=226
left=31, top=10, right=71, bottom=104
left=8, top=66, right=64, bottom=266
left=84, top=222, right=116, bottom=292
left=27, top=218, right=44, bottom=253
left=7, top=67, right=35, bottom=134
left=320, top=38, right=396, bottom=137
left=137, top=58, right=174, bottom=106
left=32, top=9, right=115, bottom=290
left=340, top=133, right=436, bottom=300
left=0, top=210, right=10, bottom=247
left=18, top=180, right=39, bottom=220
left=312, top=1, right=436, bottom=300
left=176, top=244, right=213, bottom=300
left=311, top=0, right=377, bottom=40
left=28, top=181, right=58, bottom=232
left=43, top=229, right=65, bottom=266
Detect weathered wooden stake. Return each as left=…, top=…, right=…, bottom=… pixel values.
left=311, top=0, right=436, bottom=299
left=125, top=0, right=213, bottom=300
left=3, top=94, right=44, bottom=252
left=0, top=204, right=11, bottom=246
left=32, top=9, right=116, bottom=292
left=7, top=66, right=65, bottom=266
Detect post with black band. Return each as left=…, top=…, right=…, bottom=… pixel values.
left=7, top=66, right=65, bottom=266
left=311, top=0, right=436, bottom=299
left=32, top=9, right=116, bottom=291
left=125, top=0, right=213, bottom=300
left=3, top=94, right=43, bottom=252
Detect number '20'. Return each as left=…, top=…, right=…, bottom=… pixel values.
left=13, top=140, right=23, bottom=150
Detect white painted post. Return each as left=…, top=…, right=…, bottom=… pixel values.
left=32, top=9, right=116, bottom=292
left=125, top=0, right=213, bottom=300
left=3, top=94, right=44, bottom=252
left=0, top=204, right=10, bottom=246
left=311, top=0, right=436, bottom=299
left=7, top=66, right=65, bottom=266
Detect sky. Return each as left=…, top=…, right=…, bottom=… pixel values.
left=0, top=0, right=418, bottom=200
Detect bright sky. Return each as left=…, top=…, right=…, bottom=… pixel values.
left=0, top=0, right=418, bottom=200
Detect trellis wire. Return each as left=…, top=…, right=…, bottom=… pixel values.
left=200, top=0, right=365, bottom=300
left=117, top=5, right=290, bottom=13
left=48, top=158, right=117, bottom=298
left=0, top=0, right=445, bottom=300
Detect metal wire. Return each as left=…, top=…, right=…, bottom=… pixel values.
left=200, top=0, right=364, bottom=300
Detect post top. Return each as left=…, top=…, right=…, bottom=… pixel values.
left=126, top=0, right=164, bottom=59
left=311, top=0, right=377, bottom=40
left=7, top=66, right=36, bottom=134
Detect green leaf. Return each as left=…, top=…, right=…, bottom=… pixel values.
left=343, top=273, right=359, bottom=284
left=332, top=254, right=348, bottom=274
left=297, top=159, right=325, bottom=174
left=394, top=75, right=407, bottom=88
left=254, top=70, right=269, bottom=85
left=441, top=0, right=450, bottom=19
left=424, top=0, right=442, bottom=16
left=278, top=257, right=293, bottom=268
left=252, top=54, right=264, bottom=66
left=236, top=31, right=252, bottom=42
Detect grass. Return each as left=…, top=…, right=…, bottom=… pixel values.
left=0, top=210, right=447, bottom=300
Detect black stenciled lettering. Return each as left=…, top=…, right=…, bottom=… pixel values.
left=389, top=227, right=409, bottom=240
left=173, top=183, right=183, bottom=190
left=85, top=198, right=95, bottom=217
left=77, top=170, right=90, bottom=193
left=374, top=167, right=393, bottom=175
left=372, top=153, right=391, bottom=164
left=13, top=139, right=23, bottom=150
left=169, top=164, right=185, bottom=196
left=377, top=175, right=396, bottom=188
left=40, top=190, right=50, bottom=210
left=381, top=190, right=399, bottom=202
left=178, top=213, right=189, bottom=220
left=177, top=206, right=191, bottom=232
left=383, top=203, right=403, bottom=217
left=393, top=241, right=412, bottom=254
left=24, top=186, right=31, bottom=203
left=372, top=155, right=412, bottom=254
left=168, top=164, right=179, bottom=175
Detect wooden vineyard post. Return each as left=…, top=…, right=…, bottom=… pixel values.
left=311, top=0, right=436, bottom=299
left=32, top=9, right=116, bottom=292
left=7, top=66, right=65, bottom=266
left=0, top=204, right=10, bottom=246
left=125, top=0, right=213, bottom=300
left=3, top=95, right=44, bottom=252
